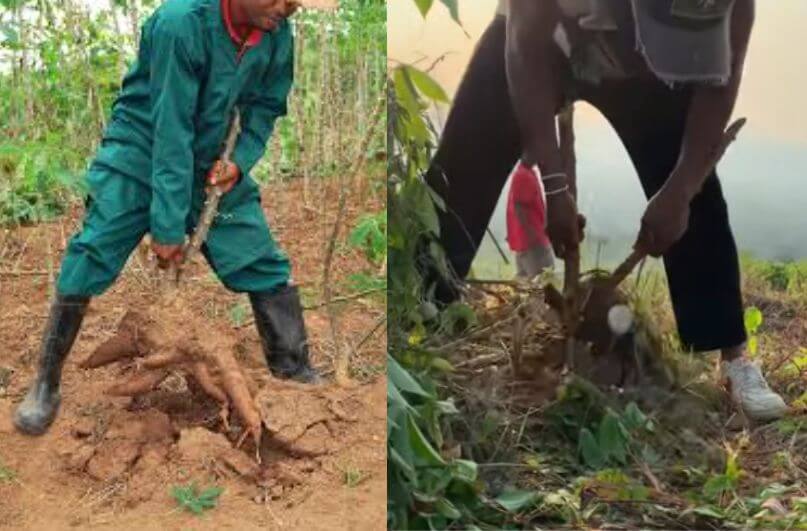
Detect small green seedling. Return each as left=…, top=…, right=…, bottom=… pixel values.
left=744, top=307, right=763, bottom=357
left=171, top=483, right=223, bottom=515
left=0, top=460, right=16, bottom=483
left=228, top=302, right=249, bottom=327
left=343, top=466, right=364, bottom=488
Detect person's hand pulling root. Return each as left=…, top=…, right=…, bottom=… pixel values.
left=150, top=160, right=240, bottom=269
left=151, top=242, right=184, bottom=270
left=546, top=188, right=586, bottom=259
left=635, top=185, right=690, bottom=257
left=207, top=159, right=240, bottom=194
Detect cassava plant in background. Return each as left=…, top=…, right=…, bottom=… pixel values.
left=0, top=0, right=386, bottom=225
left=346, top=209, right=387, bottom=294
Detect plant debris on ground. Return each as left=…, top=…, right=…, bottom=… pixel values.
left=404, top=264, right=807, bottom=529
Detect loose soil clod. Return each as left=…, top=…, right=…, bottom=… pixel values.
left=82, top=297, right=266, bottom=456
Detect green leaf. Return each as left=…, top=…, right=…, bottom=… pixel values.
left=0, top=461, right=16, bottom=483
left=438, top=0, right=460, bottom=23
left=435, top=497, right=462, bottom=520
left=389, top=446, right=417, bottom=484
left=0, top=23, right=19, bottom=45
left=495, top=490, right=539, bottom=512
left=579, top=428, right=605, bottom=468
left=440, top=302, right=478, bottom=331
left=228, top=303, right=248, bottom=326
left=407, top=414, right=446, bottom=466
left=703, top=474, right=733, bottom=499
left=598, top=411, right=627, bottom=464
left=622, top=402, right=647, bottom=432
left=450, top=459, right=477, bottom=483
left=748, top=336, right=759, bottom=356
left=388, top=355, right=429, bottom=397
left=725, top=450, right=742, bottom=483
left=691, top=505, right=725, bottom=519
left=430, top=357, right=454, bottom=373
left=744, top=306, right=763, bottom=334
left=641, top=445, right=661, bottom=466
left=412, top=490, right=439, bottom=504
left=404, top=66, right=449, bottom=103
left=413, top=0, right=434, bottom=18
left=170, top=483, right=223, bottom=515
left=388, top=376, right=415, bottom=414
left=425, top=184, right=447, bottom=211
left=198, top=486, right=224, bottom=503
left=436, top=399, right=459, bottom=415
left=393, top=67, right=430, bottom=145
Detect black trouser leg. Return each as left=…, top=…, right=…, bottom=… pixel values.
left=582, top=79, right=746, bottom=352
left=423, top=16, right=521, bottom=299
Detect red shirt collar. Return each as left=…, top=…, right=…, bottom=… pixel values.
left=221, top=0, right=263, bottom=49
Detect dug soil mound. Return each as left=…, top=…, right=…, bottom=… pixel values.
left=0, top=179, right=386, bottom=530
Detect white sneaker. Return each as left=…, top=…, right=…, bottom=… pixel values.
left=721, top=358, right=789, bottom=421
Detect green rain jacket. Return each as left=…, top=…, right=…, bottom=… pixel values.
left=94, top=0, right=293, bottom=245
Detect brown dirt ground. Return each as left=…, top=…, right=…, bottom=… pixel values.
left=0, top=177, right=387, bottom=530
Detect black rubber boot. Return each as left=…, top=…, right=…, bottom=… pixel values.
left=14, top=294, right=90, bottom=435
left=249, top=285, right=320, bottom=384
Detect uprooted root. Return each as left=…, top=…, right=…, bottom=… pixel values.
left=81, top=297, right=264, bottom=455
left=454, top=279, right=673, bottom=411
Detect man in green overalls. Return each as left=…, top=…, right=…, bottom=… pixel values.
left=15, top=0, right=319, bottom=436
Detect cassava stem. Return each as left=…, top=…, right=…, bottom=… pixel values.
left=176, top=109, right=242, bottom=282
left=607, top=117, right=748, bottom=288
left=558, top=104, right=579, bottom=369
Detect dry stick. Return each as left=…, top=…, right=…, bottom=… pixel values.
left=352, top=315, right=387, bottom=354
left=608, top=249, right=645, bottom=289
left=322, top=91, right=386, bottom=387
left=308, top=287, right=385, bottom=309
left=558, top=104, right=579, bottom=370
left=486, top=228, right=511, bottom=265
left=607, top=117, right=748, bottom=288
left=0, top=270, right=50, bottom=277
left=292, top=23, right=310, bottom=205
left=46, top=228, right=55, bottom=296
left=465, top=278, right=522, bottom=287
left=0, top=229, right=11, bottom=264
left=432, top=307, right=527, bottom=352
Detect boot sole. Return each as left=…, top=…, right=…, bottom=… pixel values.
left=13, top=395, right=60, bottom=436
left=13, top=413, right=54, bottom=436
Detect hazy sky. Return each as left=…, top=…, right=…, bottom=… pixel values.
left=388, top=0, right=807, bottom=145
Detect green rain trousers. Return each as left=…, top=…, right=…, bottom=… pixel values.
left=57, top=0, right=295, bottom=296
